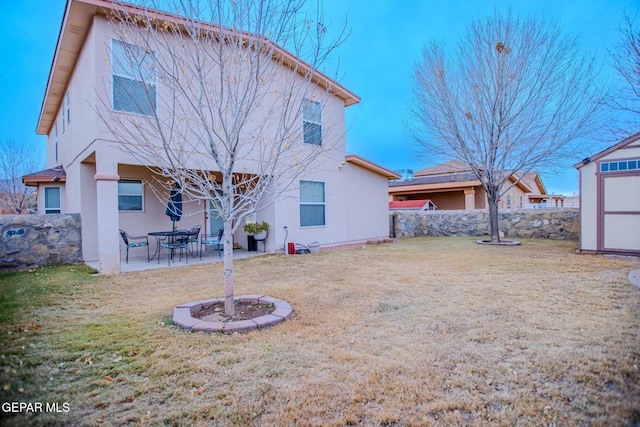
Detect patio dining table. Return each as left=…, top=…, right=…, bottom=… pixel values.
left=148, top=230, right=190, bottom=262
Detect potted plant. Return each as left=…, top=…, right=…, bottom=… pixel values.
left=243, top=221, right=269, bottom=240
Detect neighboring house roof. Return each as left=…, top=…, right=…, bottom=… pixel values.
left=389, top=171, right=480, bottom=189
left=574, top=132, right=640, bottom=169
left=389, top=200, right=437, bottom=210
left=22, top=166, right=67, bottom=187
left=37, top=0, right=361, bottom=135
left=414, top=160, right=470, bottom=177
left=400, top=161, right=543, bottom=194
left=345, top=155, right=401, bottom=180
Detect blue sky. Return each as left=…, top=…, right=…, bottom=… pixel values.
left=1, top=0, right=637, bottom=195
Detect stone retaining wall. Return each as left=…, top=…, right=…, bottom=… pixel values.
left=0, top=214, right=82, bottom=270
left=391, top=208, right=579, bottom=240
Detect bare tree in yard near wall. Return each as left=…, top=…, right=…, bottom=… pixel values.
left=608, top=12, right=640, bottom=136
left=406, top=11, right=602, bottom=243
left=0, top=139, right=40, bottom=214
left=101, top=0, right=347, bottom=315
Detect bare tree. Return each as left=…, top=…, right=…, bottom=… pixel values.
left=608, top=11, right=640, bottom=135
left=0, top=139, right=41, bottom=214
left=101, top=0, right=347, bottom=314
left=406, top=10, right=601, bottom=243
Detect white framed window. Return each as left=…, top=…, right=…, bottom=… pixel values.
left=302, top=99, right=322, bottom=146
left=111, top=39, right=157, bottom=116
left=300, top=180, right=325, bottom=227
left=600, top=159, right=639, bottom=172
left=118, top=179, right=144, bottom=211
left=44, top=187, right=61, bottom=214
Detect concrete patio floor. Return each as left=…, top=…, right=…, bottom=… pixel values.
left=87, top=247, right=266, bottom=274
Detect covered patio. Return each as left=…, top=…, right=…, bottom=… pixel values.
left=87, top=246, right=264, bottom=273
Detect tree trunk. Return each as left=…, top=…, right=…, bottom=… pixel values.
left=487, top=194, right=501, bottom=243
left=223, top=219, right=234, bottom=316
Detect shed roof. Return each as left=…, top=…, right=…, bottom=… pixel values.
left=574, top=132, right=640, bottom=169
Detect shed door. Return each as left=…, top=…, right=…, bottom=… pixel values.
left=599, top=174, right=640, bottom=253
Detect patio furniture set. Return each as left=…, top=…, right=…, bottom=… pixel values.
left=119, top=226, right=224, bottom=265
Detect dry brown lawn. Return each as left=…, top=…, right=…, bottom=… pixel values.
left=2, top=237, right=640, bottom=426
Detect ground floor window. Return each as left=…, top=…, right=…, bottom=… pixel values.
left=118, top=179, right=143, bottom=211
left=300, top=180, right=325, bottom=227
left=44, top=187, right=61, bottom=214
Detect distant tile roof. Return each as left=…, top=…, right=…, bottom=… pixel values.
left=389, top=171, right=479, bottom=187
left=389, top=200, right=436, bottom=210
left=22, top=166, right=66, bottom=186
left=414, top=160, right=470, bottom=177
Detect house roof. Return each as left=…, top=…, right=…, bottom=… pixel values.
left=574, top=132, right=640, bottom=169
left=414, top=160, right=470, bottom=177
left=389, top=171, right=480, bottom=188
left=390, top=162, right=547, bottom=195
left=37, top=0, right=361, bottom=135
left=389, top=200, right=434, bottom=210
left=22, top=166, right=67, bottom=187
left=345, top=155, right=401, bottom=180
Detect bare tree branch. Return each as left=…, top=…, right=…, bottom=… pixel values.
left=606, top=10, right=640, bottom=136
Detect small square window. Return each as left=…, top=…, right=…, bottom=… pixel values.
left=610, top=162, right=618, bottom=171
left=629, top=160, right=638, bottom=170
left=44, top=187, right=61, bottom=214
left=601, top=163, right=609, bottom=172
left=619, top=161, right=628, bottom=171
left=118, top=179, right=144, bottom=211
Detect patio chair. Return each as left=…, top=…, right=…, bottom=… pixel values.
left=119, top=229, right=150, bottom=264
left=158, top=232, right=189, bottom=266
left=177, top=225, right=201, bottom=258
left=200, top=227, right=223, bottom=259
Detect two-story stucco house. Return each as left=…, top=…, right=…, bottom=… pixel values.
left=24, top=0, right=399, bottom=274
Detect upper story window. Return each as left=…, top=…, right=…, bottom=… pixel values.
left=118, top=179, right=144, bottom=211
left=302, top=99, right=322, bottom=146
left=300, top=180, right=325, bottom=227
left=44, top=187, right=61, bottom=214
left=600, top=159, right=639, bottom=172
left=111, top=39, right=157, bottom=116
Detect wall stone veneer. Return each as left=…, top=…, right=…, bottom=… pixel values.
left=391, top=208, right=579, bottom=240
left=0, top=214, right=82, bottom=270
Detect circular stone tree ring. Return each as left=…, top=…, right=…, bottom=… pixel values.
left=173, top=295, right=292, bottom=334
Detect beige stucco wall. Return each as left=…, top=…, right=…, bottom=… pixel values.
left=499, top=184, right=528, bottom=209
left=344, top=163, right=392, bottom=242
